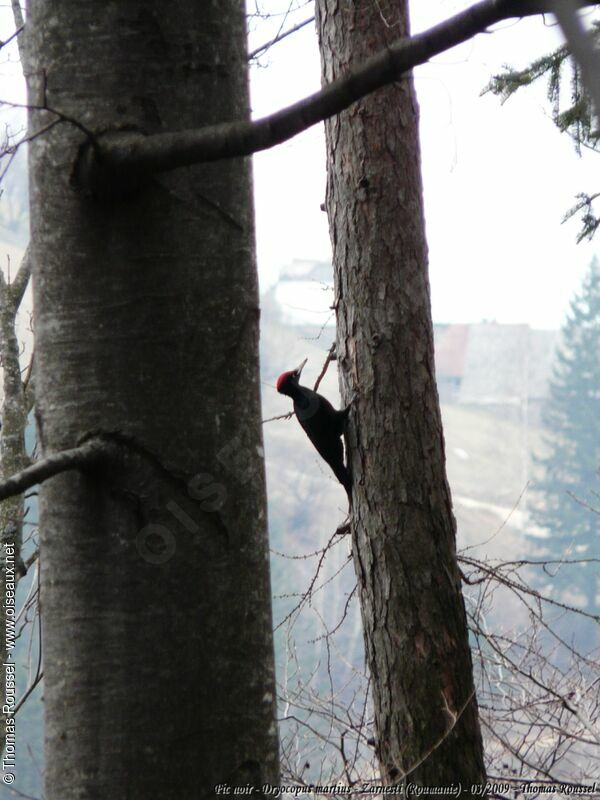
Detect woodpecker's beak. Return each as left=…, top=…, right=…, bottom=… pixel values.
left=294, top=358, right=308, bottom=377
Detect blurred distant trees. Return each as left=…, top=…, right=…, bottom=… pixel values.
left=530, top=258, right=600, bottom=612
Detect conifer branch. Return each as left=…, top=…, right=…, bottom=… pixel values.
left=551, top=0, right=600, bottom=120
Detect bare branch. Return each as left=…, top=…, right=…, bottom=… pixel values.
left=0, top=249, right=30, bottom=534
left=0, top=439, right=116, bottom=501
left=0, top=24, right=23, bottom=53
left=76, top=0, right=600, bottom=189
left=22, top=349, right=34, bottom=391
left=10, top=0, right=24, bottom=34
left=13, top=670, right=43, bottom=716
left=248, top=15, right=315, bottom=61
left=313, top=343, right=336, bottom=394
left=9, top=246, right=31, bottom=311
left=24, top=372, right=35, bottom=414
left=10, top=1, right=28, bottom=74
left=262, top=411, right=293, bottom=424
left=23, top=548, right=38, bottom=573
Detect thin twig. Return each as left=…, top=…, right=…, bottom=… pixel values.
left=9, top=245, right=30, bottom=310
left=248, top=15, right=315, bottom=60
left=262, top=411, right=293, bottom=424
left=13, top=670, right=43, bottom=716
left=313, top=342, right=336, bottom=394
left=0, top=24, right=23, bottom=53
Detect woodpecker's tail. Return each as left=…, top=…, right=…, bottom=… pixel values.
left=333, top=462, right=353, bottom=508
left=344, top=473, right=353, bottom=509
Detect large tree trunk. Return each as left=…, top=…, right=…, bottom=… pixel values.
left=27, top=2, right=278, bottom=797
left=316, top=0, right=487, bottom=787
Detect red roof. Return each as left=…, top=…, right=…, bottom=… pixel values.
left=434, top=325, right=469, bottom=378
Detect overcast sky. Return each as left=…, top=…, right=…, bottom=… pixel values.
left=0, top=2, right=597, bottom=331
left=249, top=0, right=599, bottom=329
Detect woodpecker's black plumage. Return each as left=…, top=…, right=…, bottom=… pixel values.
left=277, top=359, right=352, bottom=505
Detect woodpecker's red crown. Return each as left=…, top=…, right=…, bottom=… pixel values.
left=276, top=358, right=307, bottom=394
left=276, top=371, right=293, bottom=393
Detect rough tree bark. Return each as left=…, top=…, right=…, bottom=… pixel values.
left=316, top=0, right=487, bottom=787
left=0, top=253, right=30, bottom=760
left=1, top=3, right=32, bottom=762
left=26, top=2, right=278, bottom=797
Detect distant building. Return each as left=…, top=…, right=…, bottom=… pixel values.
left=433, top=324, right=469, bottom=402
left=266, top=260, right=559, bottom=424
left=434, top=322, right=558, bottom=423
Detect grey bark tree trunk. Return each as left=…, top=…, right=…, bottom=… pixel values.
left=0, top=256, right=30, bottom=761
left=26, top=2, right=278, bottom=797
left=315, top=0, right=487, bottom=788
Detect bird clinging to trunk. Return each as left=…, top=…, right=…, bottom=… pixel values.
left=276, top=358, right=352, bottom=506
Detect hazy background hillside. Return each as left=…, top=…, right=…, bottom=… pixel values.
left=0, top=252, right=591, bottom=798
left=261, top=261, right=564, bottom=687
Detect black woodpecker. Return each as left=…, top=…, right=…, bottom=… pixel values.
left=276, top=358, right=352, bottom=505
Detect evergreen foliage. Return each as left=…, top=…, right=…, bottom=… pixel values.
left=530, top=259, right=600, bottom=612
left=484, top=21, right=600, bottom=241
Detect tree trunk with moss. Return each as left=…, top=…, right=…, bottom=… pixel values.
left=316, top=0, right=486, bottom=787
left=27, top=2, right=278, bottom=797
